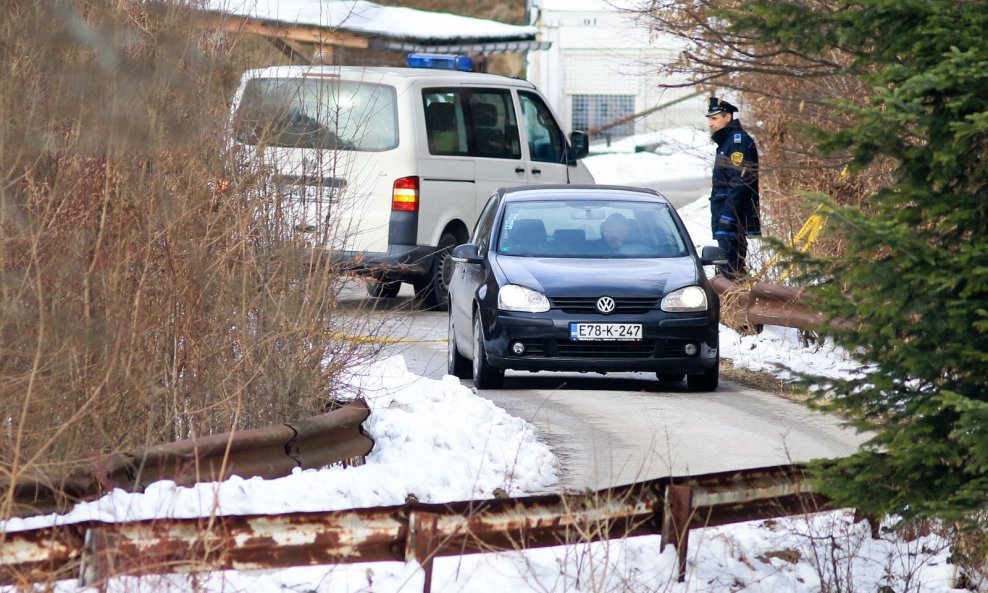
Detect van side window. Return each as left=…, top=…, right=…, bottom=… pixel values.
left=424, top=97, right=463, bottom=154
left=466, top=93, right=521, bottom=159
left=423, top=89, right=521, bottom=159
left=519, top=92, right=566, bottom=164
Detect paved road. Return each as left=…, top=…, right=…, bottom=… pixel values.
left=643, top=176, right=710, bottom=209
left=342, top=288, right=868, bottom=493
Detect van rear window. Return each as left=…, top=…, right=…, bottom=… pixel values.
left=233, top=78, right=398, bottom=151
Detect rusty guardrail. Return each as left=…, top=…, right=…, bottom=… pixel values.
left=711, top=275, right=828, bottom=332
left=0, top=463, right=835, bottom=591
left=1, top=399, right=373, bottom=519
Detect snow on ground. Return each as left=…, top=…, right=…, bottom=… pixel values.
left=586, top=126, right=713, bottom=184
left=4, top=357, right=558, bottom=532
left=1, top=128, right=962, bottom=592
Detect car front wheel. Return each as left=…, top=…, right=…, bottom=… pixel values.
left=656, top=372, right=686, bottom=383
left=472, top=314, right=503, bottom=389
left=686, top=359, right=719, bottom=392
left=447, top=312, right=472, bottom=379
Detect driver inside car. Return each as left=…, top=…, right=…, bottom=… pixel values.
left=600, top=213, right=636, bottom=252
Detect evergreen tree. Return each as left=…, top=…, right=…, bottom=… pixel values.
left=660, top=0, right=988, bottom=523
left=799, top=0, right=988, bottom=523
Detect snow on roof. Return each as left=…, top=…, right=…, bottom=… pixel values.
left=203, top=0, right=538, bottom=41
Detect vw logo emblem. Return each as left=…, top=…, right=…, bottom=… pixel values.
left=596, top=296, right=616, bottom=314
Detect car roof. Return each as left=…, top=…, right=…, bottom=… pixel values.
left=497, top=185, right=671, bottom=204
left=240, top=65, right=534, bottom=88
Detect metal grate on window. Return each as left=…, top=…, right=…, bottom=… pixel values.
left=571, top=94, right=636, bottom=139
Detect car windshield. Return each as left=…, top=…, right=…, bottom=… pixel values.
left=232, top=77, right=398, bottom=151
left=496, top=199, right=688, bottom=258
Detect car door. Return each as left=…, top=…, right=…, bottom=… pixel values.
left=463, top=88, right=526, bottom=208
left=451, top=194, right=499, bottom=356
left=517, top=91, right=571, bottom=185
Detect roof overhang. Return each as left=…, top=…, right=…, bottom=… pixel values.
left=370, top=38, right=552, bottom=55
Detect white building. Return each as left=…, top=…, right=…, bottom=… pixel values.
left=526, top=0, right=700, bottom=143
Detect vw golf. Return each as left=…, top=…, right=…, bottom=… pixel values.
left=447, top=185, right=727, bottom=390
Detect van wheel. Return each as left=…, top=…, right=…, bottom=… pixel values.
left=415, top=232, right=458, bottom=311
left=367, top=276, right=401, bottom=299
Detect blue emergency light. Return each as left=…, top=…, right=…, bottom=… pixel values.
left=406, top=53, right=474, bottom=72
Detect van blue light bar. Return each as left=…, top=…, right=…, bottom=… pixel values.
left=406, top=53, right=474, bottom=72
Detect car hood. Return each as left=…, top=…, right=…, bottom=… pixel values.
left=494, top=256, right=700, bottom=297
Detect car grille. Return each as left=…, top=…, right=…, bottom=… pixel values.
left=548, top=296, right=658, bottom=314
left=512, top=338, right=697, bottom=360
left=556, top=340, right=656, bottom=359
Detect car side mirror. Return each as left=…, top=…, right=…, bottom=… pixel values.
left=451, top=243, right=484, bottom=264
left=700, top=245, right=728, bottom=266
left=568, top=131, right=589, bottom=161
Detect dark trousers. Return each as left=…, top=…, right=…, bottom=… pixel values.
left=717, top=233, right=748, bottom=280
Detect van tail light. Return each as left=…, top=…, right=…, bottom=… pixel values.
left=392, top=176, right=419, bottom=212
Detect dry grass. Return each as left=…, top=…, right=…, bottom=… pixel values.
left=720, top=360, right=805, bottom=402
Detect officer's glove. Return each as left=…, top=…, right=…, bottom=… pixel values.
left=714, top=215, right=738, bottom=238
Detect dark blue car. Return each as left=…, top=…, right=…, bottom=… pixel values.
left=447, top=185, right=727, bottom=390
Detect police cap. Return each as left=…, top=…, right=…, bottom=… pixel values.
left=706, top=96, right=738, bottom=117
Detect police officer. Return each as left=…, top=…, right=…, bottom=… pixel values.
left=706, top=96, right=760, bottom=280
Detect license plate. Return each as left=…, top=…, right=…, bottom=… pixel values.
left=569, top=323, right=642, bottom=341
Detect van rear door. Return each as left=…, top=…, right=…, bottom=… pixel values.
left=230, top=72, right=400, bottom=254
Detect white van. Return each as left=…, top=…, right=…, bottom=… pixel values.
left=228, top=56, right=594, bottom=309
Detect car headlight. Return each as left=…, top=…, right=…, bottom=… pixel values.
left=660, top=285, right=708, bottom=312
left=498, top=284, right=550, bottom=313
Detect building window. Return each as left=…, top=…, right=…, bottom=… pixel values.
left=571, top=95, right=636, bottom=139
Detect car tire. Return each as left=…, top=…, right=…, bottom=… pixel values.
left=447, top=311, right=472, bottom=379
left=686, top=359, right=719, bottom=392
left=367, top=277, right=401, bottom=299
left=414, top=232, right=458, bottom=311
left=656, top=372, right=686, bottom=383
left=472, top=314, right=504, bottom=389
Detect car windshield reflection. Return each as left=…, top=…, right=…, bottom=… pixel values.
left=496, top=200, right=688, bottom=258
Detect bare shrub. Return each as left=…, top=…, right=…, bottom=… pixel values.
left=950, top=515, right=988, bottom=591
left=0, top=0, right=386, bottom=508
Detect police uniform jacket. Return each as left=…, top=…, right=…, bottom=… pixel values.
left=710, top=119, right=760, bottom=236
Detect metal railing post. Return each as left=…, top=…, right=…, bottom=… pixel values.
left=660, top=484, right=692, bottom=583
left=79, top=528, right=111, bottom=593
left=406, top=511, right=438, bottom=593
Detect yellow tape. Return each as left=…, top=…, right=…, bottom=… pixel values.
left=756, top=204, right=829, bottom=281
